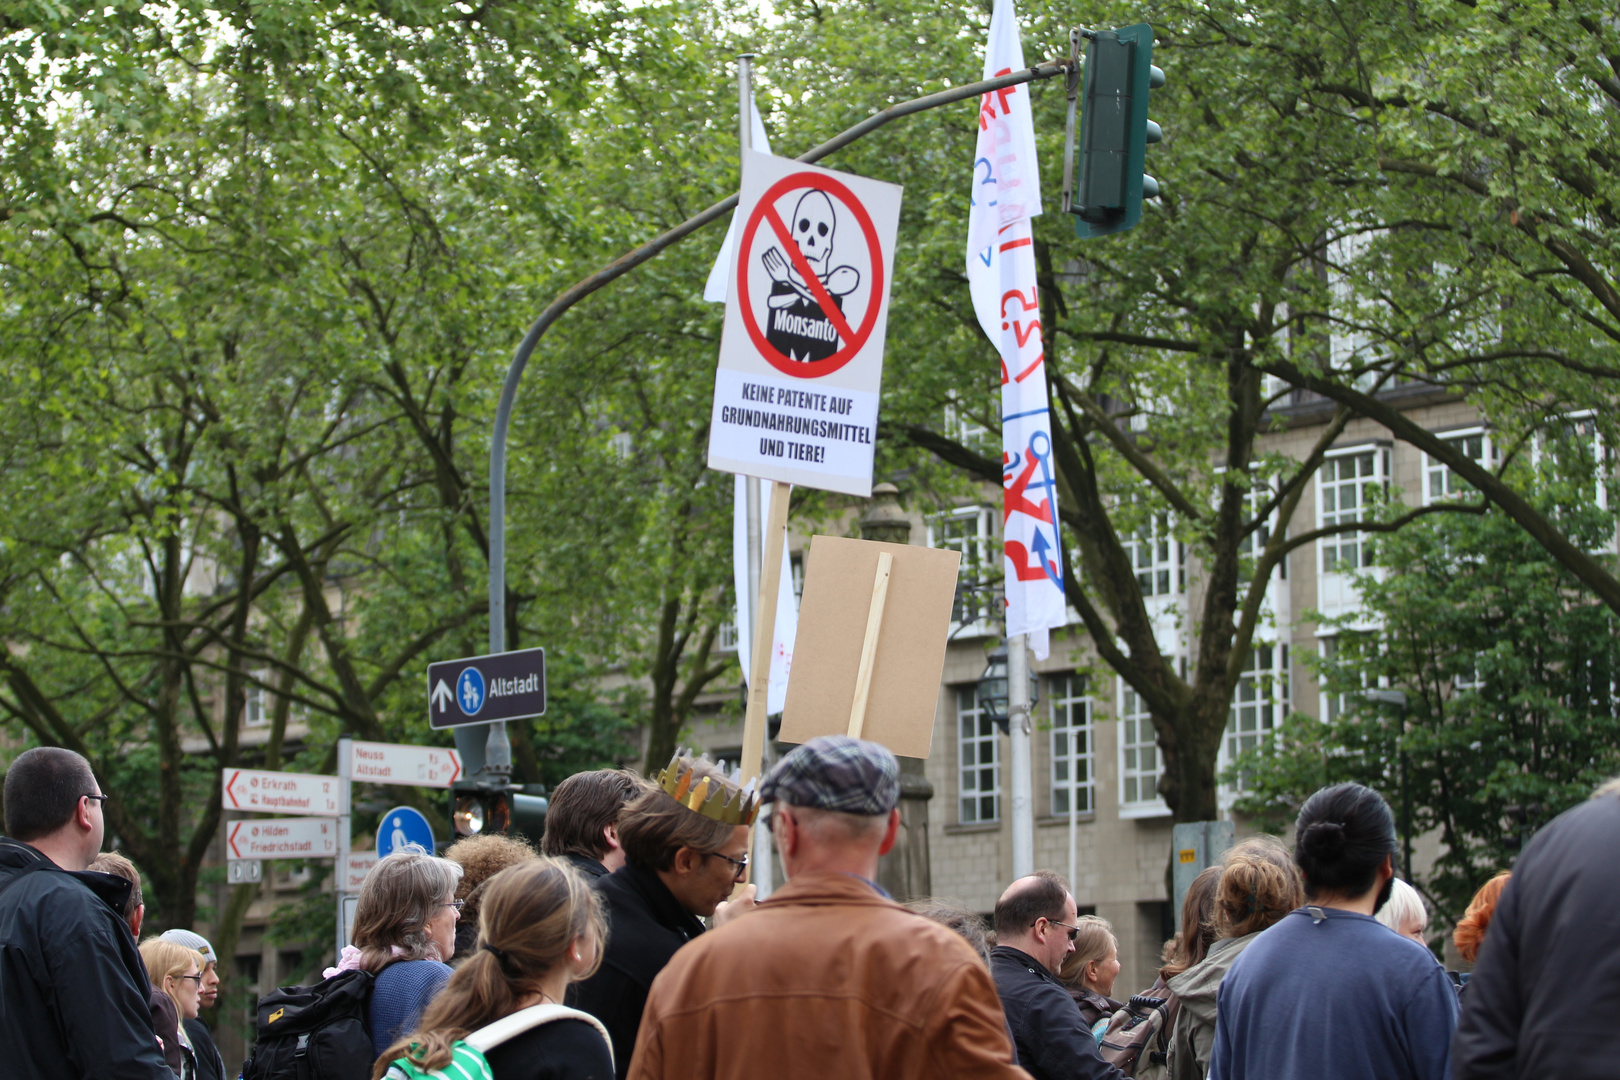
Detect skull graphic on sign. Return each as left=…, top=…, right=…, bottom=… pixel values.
left=763, top=189, right=863, bottom=363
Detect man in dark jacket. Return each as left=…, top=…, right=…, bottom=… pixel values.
left=0, top=746, right=171, bottom=1080
left=541, top=769, right=646, bottom=881
left=570, top=754, right=754, bottom=1078
left=1454, top=778, right=1620, bottom=1079
left=990, top=871, right=1126, bottom=1080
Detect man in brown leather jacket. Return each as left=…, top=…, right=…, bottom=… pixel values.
left=627, top=735, right=1032, bottom=1080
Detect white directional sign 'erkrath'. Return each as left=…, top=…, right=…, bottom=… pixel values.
left=222, top=768, right=341, bottom=816
left=226, top=817, right=339, bottom=859
left=425, top=647, right=546, bottom=730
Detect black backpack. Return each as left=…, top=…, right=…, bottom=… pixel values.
left=241, top=969, right=377, bottom=1080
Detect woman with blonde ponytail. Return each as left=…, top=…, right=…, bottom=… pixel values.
left=374, top=858, right=613, bottom=1080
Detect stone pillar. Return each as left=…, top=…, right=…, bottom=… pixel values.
left=861, top=484, right=935, bottom=902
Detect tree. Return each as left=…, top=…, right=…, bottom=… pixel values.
left=1235, top=479, right=1620, bottom=926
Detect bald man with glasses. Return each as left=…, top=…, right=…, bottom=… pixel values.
left=991, top=872, right=1128, bottom=1080
left=0, top=746, right=170, bottom=1080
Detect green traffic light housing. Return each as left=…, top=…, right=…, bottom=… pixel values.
left=450, top=780, right=548, bottom=842
left=1071, top=23, right=1164, bottom=239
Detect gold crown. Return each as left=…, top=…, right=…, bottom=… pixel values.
left=656, top=750, right=760, bottom=826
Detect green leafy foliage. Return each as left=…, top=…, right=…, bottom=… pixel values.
left=1235, top=480, right=1620, bottom=925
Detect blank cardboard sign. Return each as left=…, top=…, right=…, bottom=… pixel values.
left=780, top=535, right=962, bottom=759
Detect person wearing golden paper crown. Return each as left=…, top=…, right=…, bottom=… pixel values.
left=569, top=751, right=757, bottom=1079
left=625, top=735, right=1033, bottom=1080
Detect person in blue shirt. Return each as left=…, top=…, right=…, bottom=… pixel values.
left=1207, top=783, right=1457, bottom=1080
left=335, top=847, right=464, bottom=1057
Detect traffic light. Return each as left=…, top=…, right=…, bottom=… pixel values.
left=1072, top=23, right=1164, bottom=239
left=450, top=781, right=548, bottom=842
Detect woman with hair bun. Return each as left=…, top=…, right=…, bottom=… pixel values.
left=1206, top=783, right=1459, bottom=1080
left=374, top=858, right=613, bottom=1080
left=1165, top=836, right=1302, bottom=1080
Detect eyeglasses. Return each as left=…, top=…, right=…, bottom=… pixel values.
left=442, top=900, right=465, bottom=912
left=174, top=974, right=203, bottom=985
left=1045, top=919, right=1081, bottom=942
left=707, top=851, right=749, bottom=880
left=83, top=793, right=109, bottom=806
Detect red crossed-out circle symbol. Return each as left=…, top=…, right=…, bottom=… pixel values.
left=737, top=171, right=885, bottom=379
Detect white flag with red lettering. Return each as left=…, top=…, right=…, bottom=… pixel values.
left=966, top=0, right=1066, bottom=660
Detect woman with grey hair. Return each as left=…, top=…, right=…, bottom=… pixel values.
left=1374, top=879, right=1429, bottom=944
left=333, top=847, right=464, bottom=1056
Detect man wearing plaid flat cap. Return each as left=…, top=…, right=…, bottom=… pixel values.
left=627, top=735, right=1031, bottom=1080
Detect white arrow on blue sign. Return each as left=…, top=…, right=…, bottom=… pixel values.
left=426, top=647, right=547, bottom=730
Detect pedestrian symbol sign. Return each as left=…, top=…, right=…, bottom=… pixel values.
left=377, top=805, right=435, bottom=857
left=709, top=150, right=902, bottom=498
left=457, top=668, right=486, bottom=715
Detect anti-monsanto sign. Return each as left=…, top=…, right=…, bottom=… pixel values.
left=708, top=150, right=902, bottom=497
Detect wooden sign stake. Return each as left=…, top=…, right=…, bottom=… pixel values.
left=740, top=480, right=791, bottom=787
left=845, top=552, right=893, bottom=739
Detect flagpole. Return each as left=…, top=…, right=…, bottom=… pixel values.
left=1008, top=633, right=1035, bottom=879
left=733, top=52, right=782, bottom=901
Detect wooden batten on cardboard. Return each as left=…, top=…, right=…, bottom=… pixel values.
left=779, top=535, right=962, bottom=759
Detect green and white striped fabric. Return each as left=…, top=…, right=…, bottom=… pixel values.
left=382, top=1042, right=493, bottom=1080
left=380, top=1003, right=613, bottom=1080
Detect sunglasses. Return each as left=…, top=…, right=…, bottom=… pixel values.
left=1046, top=919, right=1081, bottom=942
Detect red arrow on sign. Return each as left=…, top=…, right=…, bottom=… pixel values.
left=225, top=770, right=242, bottom=808
left=227, top=822, right=243, bottom=859
left=447, top=751, right=462, bottom=785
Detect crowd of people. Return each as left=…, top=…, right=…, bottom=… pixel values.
left=1, top=741, right=1615, bottom=1080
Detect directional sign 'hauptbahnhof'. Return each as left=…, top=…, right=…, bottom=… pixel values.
left=426, top=647, right=546, bottom=730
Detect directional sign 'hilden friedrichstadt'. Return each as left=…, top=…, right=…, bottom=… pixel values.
left=708, top=151, right=902, bottom=497
left=347, top=741, right=463, bottom=788
left=426, top=647, right=546, bottom=730
left=221, top=768, right=340, bottom=816
left=226, top=817, right=339, bottom=860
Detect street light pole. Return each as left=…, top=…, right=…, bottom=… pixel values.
left=465, top=56, right=1078, bottom=780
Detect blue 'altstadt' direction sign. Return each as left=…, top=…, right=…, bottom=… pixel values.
left=426, top=646, right=547, bottom=730
left=377, top=805, right=435, bottom=856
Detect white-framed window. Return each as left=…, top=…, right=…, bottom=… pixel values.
left=1319, top=634, right=1381, bottom=722
left=1317, top=445, right=1391, bottom=573
left=1049, top=673, right=1094, bottom=816
left=943, top=399, right=996, bottom=456
left=717, top=622, right=739, bottom=653
left=1236, top=479, right=1286, bottom=579
left=929, top=506, right=999, bottom=634
left=244, top=670, right=303, bottom=729
left=1122, top=511, right=1183, bottom=597
left=1118, top=681, right=1170, bottom=817
left=1423, top=428, right=1495, bottom=505
left=1222, top=644, right=1289, bottom=794
left=1542, top=412, right=1610, bottom=509
left=245, top=681, right=269, bottom=727
left=957, top=685, right=1001, bottom=824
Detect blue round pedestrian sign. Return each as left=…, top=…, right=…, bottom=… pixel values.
left=377, top=806, right=436, bottom=857
left=456, top=667, right=486, bottom=716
